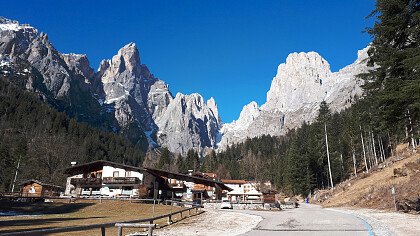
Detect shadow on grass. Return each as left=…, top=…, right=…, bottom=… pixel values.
left=0, top=199, right=95, bottom=215
left=0, top=216, right=105, bottom=233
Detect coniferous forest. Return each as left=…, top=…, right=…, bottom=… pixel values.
left=0, top=77, right=145, bottom=191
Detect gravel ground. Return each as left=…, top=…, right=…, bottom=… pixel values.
left=330, top=208, right=420, bottom=236
left=155, top=209, right=262, bottom=236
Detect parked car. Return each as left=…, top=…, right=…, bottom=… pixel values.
left=220, top=199, right=233, bottom=209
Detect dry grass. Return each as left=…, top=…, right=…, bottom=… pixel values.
left=0, top=199, right=187, bottom=235
left=320, top=146, right=420, bottom=211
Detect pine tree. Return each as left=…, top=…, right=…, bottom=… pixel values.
left=285, top=137, right=310, bottom=196
left=157, top=147, right=171, bottom=170
left=363, top=0, right=420, bottom=138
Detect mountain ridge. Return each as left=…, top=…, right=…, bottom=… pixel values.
left=218, top=46, right=371, bottom=149
left=0, top=16, right=372, bottom=155
left=0, top=17, right=221, bottom=155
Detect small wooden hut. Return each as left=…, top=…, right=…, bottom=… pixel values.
left=262, top=189, right=278, bottom=204
left=20, top=179, right=63, bottom=197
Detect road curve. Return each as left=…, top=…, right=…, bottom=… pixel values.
left=239, top=204, right=374, bottom=236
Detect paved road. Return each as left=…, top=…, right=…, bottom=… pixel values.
left=239, top=204, right=373, bottom=236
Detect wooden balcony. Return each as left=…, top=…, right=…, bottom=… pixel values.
left=102, top=177, right=140, bottom=185
left=70, top=178, right=102, bottom=187
left=169, top=182, right=185, bottom=189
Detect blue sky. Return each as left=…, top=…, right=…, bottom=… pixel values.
left=1, top=0, right=375, bottom=122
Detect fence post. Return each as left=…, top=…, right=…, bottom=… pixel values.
left=168, top=214, right=172, bottom=224
left=101, top=226, right=105, bottom=236
left=148, top=225, right=154, bottom=236
left=117, top=226, right=122, bottom=236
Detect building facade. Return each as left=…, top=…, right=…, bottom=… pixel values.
left=64, top=161, right=155, bottom=198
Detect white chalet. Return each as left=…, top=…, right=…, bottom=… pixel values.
left=64, top=160, right=154, bottom=198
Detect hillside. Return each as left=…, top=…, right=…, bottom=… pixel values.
left=0, top=71, right=145, bottom=191
left=0, top=17, right=221, bottom=155
left=313, top=145, right=420, bottom=212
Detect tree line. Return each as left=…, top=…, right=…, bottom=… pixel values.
left=0, top=77, right=145, bottom=191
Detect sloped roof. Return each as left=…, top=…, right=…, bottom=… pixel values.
left=145, top=167, right=232, bottom=191
left=20, top=179, right=63, bottom=189
left=222, top=179, right=247, bottom=184
left=63, top=160, right=143, bottom=175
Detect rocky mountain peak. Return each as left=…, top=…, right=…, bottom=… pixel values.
left=285, top=51, right=329, bottom=68
left=1, top=17, right=224, bottom=156
left=0, top=17, right=36, bottom=33
left=1, top=17, right=372, bottom=156
left=116, top=42, right=141, bottom=72
left=100, top=42, right=144, bottom=85
left=266, top=51, right=334, bottom=112
left=0, top=18, right=38, bottom=57
left=206, top=97, right=221, bottom=123
left=155, top=92, right=222, bottom=155
left=63, top=53, right=94, bottom=80
left=237, top=101, right=260, bottom=127
left=219, top=47, right=372, bottom=149
left=355, top=46, right=370, bottom=64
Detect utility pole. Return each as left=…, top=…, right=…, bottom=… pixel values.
left=360, top=125, right=369, bottom=173
left=324, top=123, right=334, bottom=189
left=407, top=109, right=417, bottom=149
left=352, top=149, right=357, bottom=177
left=340, top=153, right=344, bottom=180
left=371, top=130, right=378, bottom=165
left=378, top=137, right=385, bottom=162
left=11, top=155, right=21, bottom=193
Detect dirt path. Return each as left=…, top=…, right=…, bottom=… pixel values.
left=155, top=209, right=262, bottom=236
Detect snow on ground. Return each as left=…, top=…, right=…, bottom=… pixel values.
left=331, top=207, right=420, bottom=236
left=156, top=209, right=262, bottom=236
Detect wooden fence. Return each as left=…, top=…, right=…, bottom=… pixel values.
left=1, top=205, right=203, bottom=236
left=0, top=193, right=163, bottom=203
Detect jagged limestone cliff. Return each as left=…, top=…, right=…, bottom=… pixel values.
left=218, top=47, right=371, bottom=149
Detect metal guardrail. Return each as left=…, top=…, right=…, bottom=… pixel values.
left=1, top=205, right=202, bottom=236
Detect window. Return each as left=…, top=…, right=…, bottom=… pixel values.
left=113, top=171, right=119, bottom=177
left=125, top=171, right=131, bottom=177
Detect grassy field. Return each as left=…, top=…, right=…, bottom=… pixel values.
left=0, top=199, right=192, bottom=235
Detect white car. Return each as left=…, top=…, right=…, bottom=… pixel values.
left=220, top=200, right=233, bottom=209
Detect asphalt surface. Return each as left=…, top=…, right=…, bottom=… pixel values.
left=239, top=204, right=374, bottom=236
